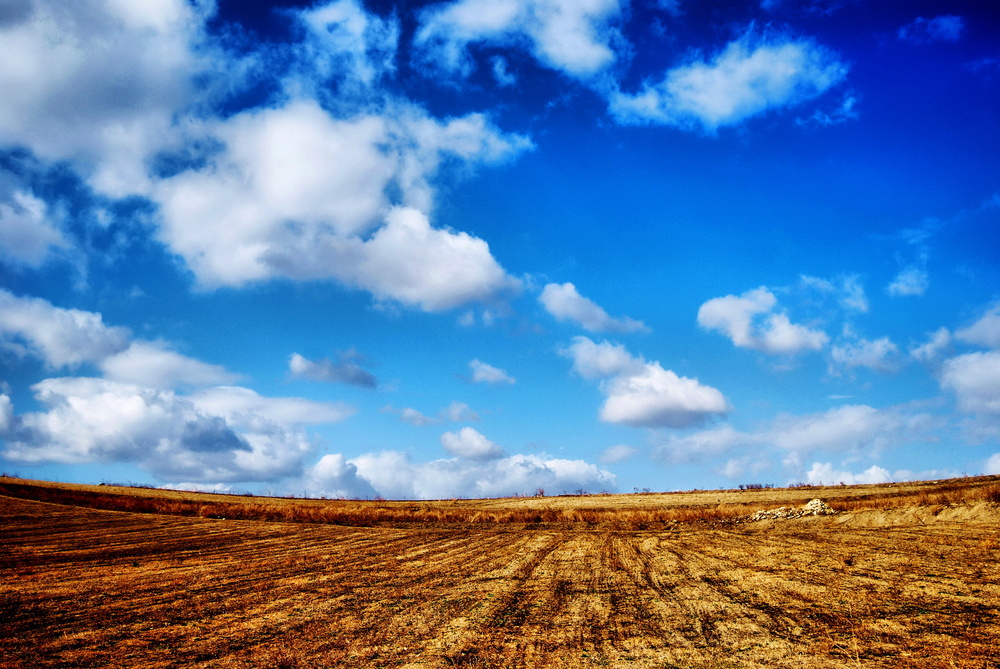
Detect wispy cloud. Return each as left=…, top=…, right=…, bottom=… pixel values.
left=289, top=351, right=377, bottom=388
left=470, top=359, right=516, bottom=385
left=897, top=15, right=965, bottom=45
left=610, top=28, right=847, bottom=131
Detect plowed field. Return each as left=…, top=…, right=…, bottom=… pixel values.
left=2, top=479, right=999, bottom=668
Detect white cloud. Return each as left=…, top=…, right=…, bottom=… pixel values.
left=289, top=351, right=377, bottom=387
left=600, top=362, right=729, bottom=428
left=441, top=426, right=505, bottom=460
left=598, top=443, right=636, bottom=464
left=294, top=0, right=399, bottom=91
left=441, top=401, right=480, bottom=422
left=767, top=405, right=922, bottom=456
left=539, top=282, right=648, bottom=333
left=898, top=16, right=965, bottom=44
left=190, top=386, right=355, bottom=426
left=955, top=302, right=1000, bottom=349
left=610, top=30, right=846, bottom=131
left=400, top=407, right=438, bottom=426
left=562, top=336, right=729, bottom=428
left=653, top=404, right=938, bottom=471
left=2, top=377, right=317, bottom=483
left=0, top=393, right=13, bottom=434
left=101, top=341, right=239, bottom=388
left=804, top=462, right=891, bottom=486
left=348, top=450, right=616, bottom=499
left=653, top=424, right=751, bottom=464
left=303, top=453, right=379, bottom=499
left=798, top=274, right=868, bottom=313
left=414, top=0, right=624, bottom=80
left=940, top=351, right=1000, bottom=415
left=561, top=336, right=643, bottom=379
left=838, top=274, right=868, bottom=312
left=156, top=106, right=528, bottom=308
left=697, top=287, right=828, bottom=355
left=910, top=327, right=951, bottom=362
left=470, top=359, right=516, bottom=385
left=2, top=0, right=533, bottom=313
left=829, top=333, right=899, bottom=374
left=0, top=0, right=207, bottom=196
left=985, top=453, right=1000, bottom=476
left=0, top=289, right=130, bottom=368
left=0, top=191, right=69, bottom=268
left=887, top=266, right=928, bottom=297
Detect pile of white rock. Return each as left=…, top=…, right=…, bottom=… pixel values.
left=749, top=498, right=836, bottom=521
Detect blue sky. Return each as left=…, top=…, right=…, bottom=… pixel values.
left=1, top=0, right=998, bottom=498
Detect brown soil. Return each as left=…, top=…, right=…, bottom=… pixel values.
left=2, top=477, right=999, bottom=668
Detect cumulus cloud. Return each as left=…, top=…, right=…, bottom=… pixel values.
left=470, top=359, right=516, bottom=385
left=1, top=377, right=321, bottom=483
left=2, top=0, right=532, bottom=313
left=697, top=287, right=828, bottom=355
left=562, top=336, right=729, bottom=428
left=0, top=289, right=130, bottom=368
left=804, top=462, right=891, bottom=486
left=154, top=99, right=529, bottom=309
left=413, top=0, right=624, bottom=80
left=985, top=453, right=1000, bottom=476
left=0, top=0, right=207, bottom=196
left=348, top=450, right=616, bottom=499
left=303, top=453, right=379, bottom=499
left=0, top=191, right=69, bottom=268
left=289, top=351, right=377, bottom=387
left=599, top=363, right=729, bottom=428
left=561, top=336, right=642, bottom=379
left=0, top=290, right=245, bottom=390
left=539, top=282, right=648, bottom=333
left=440, top=426, right=505, bottom=460
left=955, top=302, right=1000, bottom=349
left=898, top=15, right=965, bottom=45
left=610, top=30, right=847, bottom=131
left=940, top=351, right=1000, bottom=415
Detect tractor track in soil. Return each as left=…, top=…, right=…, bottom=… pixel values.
left=2, top=486, right=1000, bottom=668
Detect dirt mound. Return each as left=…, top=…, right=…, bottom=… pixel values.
left=830, top=502, right=1000, bottom=527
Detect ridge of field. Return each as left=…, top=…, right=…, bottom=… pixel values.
left=2, top=476, right=999, bottom=669
left=2, top=475, right=999, bottom=529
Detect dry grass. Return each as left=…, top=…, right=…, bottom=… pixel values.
left=3, top=475, right=998, bottom=529
left=2, top=476, right=999, bottom=668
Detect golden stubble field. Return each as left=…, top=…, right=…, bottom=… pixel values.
left=1, top=477, right=999, bottom=668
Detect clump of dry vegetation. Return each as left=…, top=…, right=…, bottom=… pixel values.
left=2, top=475, right=999, bottom=669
